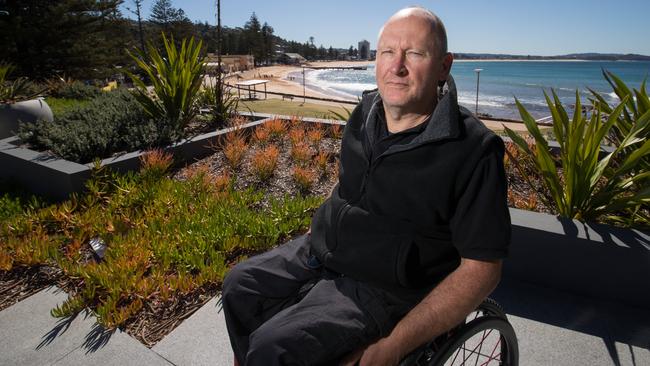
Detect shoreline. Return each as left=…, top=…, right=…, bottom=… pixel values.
left=222, top=61, right=538, bottom=129
left=454, top=58, right=591, bottom=62
left=224, top=61, right=371, bottom=105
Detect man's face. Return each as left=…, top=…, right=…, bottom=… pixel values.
left=376, top=15, right=452, bottom=112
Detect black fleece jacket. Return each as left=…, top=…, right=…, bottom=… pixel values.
left=309, top=76, right=511, bottom=290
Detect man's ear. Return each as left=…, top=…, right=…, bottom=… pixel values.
left=439, top=52, right=454, bottom=83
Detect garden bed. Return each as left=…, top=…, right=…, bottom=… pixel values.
left=2, top=114, right=645, bottom=349
left=0, top=115, right=345, bottom=346
left=0, top=112, right=268, bottom=201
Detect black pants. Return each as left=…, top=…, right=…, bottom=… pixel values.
left=221, top=234, right=428, bottom=366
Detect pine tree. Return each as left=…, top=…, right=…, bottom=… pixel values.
left=149, top=0, right=193, bottom=48
left=0, top=0, right=127, bottom=79
left=126, top=0, right=146, bottom=52
left=244, top=12, right=263, bottom=65
left=261, top=22, right=275, bottom=65
left=150, top=0, right=183, bottom=24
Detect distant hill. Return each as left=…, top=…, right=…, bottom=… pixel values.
left=454, top=52, right=650, bottom=61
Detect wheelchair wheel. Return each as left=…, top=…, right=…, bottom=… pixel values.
left=398, top=299, right=517, bottom=366
left=474, top=298, right=506, bottom=320
left=429, top=316, right=518, bottom=366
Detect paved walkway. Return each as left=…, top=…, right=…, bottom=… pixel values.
left=1, top=277, right=648, bottom=366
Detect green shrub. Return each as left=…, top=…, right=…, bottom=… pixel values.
left=200, top=75, right=239, bottom=129
left=17, top=89, right=170, bottom=163
left=504, top=73, right=650, bottom=227
left=0, top=63, right=44, bottom=103
left=126, top=34, right=205, bottom=135
left=589, top=71, right=650, bottom=181
left=49, top=80, right=101, bottom=100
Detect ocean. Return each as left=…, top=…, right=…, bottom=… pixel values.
left=300, top=60, right=650, bottom=120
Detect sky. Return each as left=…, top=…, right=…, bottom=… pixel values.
left=121, top=0, right=650, bottom=56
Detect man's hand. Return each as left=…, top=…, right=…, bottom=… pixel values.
left=340, top=337, right=402, bottom=366
left=341, top=258, right=502, bottom=366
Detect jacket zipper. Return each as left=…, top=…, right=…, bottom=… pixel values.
left=332, top=203, right=352, bottom=252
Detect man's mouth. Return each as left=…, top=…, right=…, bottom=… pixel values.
left=386, top=81, right=409, bottom=87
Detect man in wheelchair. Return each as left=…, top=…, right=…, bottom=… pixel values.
left=222, top=6, right=511, bottom=366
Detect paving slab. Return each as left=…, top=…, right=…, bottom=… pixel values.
left=493, top=277, right=650, bottom=366
left=0, top=286, right=172, bottom=366
left=153, top=296, right=233, bottom=366
left=510, top=314, right=618, bottom=366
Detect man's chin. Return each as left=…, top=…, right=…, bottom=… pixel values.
left=381, top=95, right=411, bottom=109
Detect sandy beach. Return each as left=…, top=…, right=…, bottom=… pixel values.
left=224, top=61, right=372, bottom=103
left=220, top=61, right=529, bottom=132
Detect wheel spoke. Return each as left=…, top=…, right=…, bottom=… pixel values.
left=445, top=330, right=505, bottom=366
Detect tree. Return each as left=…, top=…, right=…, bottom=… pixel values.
left=0, top=0, right=128, bottom=79
left=149, top=0, right=188, bottom=24
left=244, top=13, right=263, bottom=65
left=348, top=46, right=354, bottom=56
left=126, top=0, right=146, bottom=52
left=149, top=0, right=194, bottom=46
left=261, top=22, right=275, bottom=64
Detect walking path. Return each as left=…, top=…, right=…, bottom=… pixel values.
left=1, top=277, right=648, bottom=365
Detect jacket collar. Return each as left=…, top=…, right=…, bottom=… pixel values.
left=363, top=75, right=461, bottom=147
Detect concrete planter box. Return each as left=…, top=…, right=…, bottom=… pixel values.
left=0, top=98, right=54, bottom=139
left=0, top=113, right=346, bottom=201
left=0, top=115, right=270, bottom=201
left=505, top=207, right=650, bottom=308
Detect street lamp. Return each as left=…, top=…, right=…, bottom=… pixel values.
left=474, top=68, right=483, bottom=115
left=302, top=66, right=306, bottom=105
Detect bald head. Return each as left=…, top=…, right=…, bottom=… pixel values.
left=378, top=7, right=448, bottom=59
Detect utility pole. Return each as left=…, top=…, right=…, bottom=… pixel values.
left=302, top=67, right=306, bottom=105
left=126, top=0, right=145, bottom=52
left=216, top=0, right=222, bottom=105
left=474, top=68, right=483, bottom=115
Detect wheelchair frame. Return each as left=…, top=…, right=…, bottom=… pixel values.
left=399, top=298, right=519, bottom=366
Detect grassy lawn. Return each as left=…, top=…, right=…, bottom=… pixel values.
left=237, top=98, right=353, bottom=120
left=45, top=97, right=91, bottom=117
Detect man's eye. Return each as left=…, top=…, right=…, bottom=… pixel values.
left=407, top=51, right=423, bottom=58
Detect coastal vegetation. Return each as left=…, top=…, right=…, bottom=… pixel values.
left=0, top=63, right=44, bottom=103
left=504, top=71, right=649, bottom=227
left=127, top=34, right=205, bottom=135
left=0, top=1, right=350, bottom=81
left=2, top=95, right=647, bottom=344
left=0, top=117, right=343, bottom=344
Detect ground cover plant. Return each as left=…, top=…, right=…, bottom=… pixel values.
left=0, top=150, right=322, bottom=346
left=175, top=116, right=343, bottom=201
left=2, top=111, right=641, bottom=349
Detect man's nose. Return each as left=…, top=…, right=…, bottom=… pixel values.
left=389, top=53, right=407, bottom=76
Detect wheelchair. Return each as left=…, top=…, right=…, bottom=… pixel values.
left=399, top=298, right=519, bottom=366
